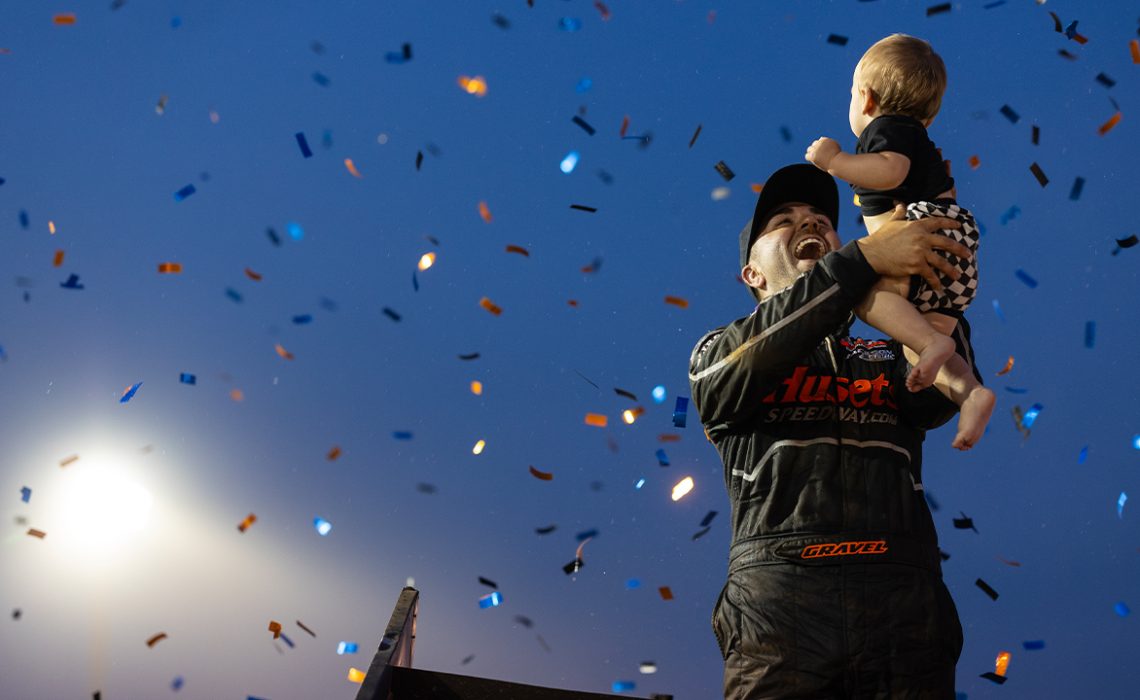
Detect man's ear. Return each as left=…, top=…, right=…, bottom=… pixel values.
left=741, top=264, right=766, bottom=295
left=860, top=86, right=877, bottom=117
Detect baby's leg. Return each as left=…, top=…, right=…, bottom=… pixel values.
left=922, top=313, right=996, bottom=450
left=856, top=277, right=954, bottom=392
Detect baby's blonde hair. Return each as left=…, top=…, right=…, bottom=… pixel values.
left=856, top=34, right=946, bottom=123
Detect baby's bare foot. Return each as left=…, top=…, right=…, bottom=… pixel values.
left=952, top=387, right=996, bottom=450
left=906, top=334, right=955, bottom=392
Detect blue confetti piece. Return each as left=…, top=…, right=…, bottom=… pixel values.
left=1021, top=403, right=1043, bottom=429
left=634, top=478, right=645, bottom=489
left=992, top=299, right=1005, bottom=322
left=18, top=210, right=28, bottom=229
left=672, top=396, right=689, bottom=428
left=560, top=151, right=579, bottom=174
left=170, top=16, right=182, bottom=29
left=700, top=511, right=718, bottom=527
left=625, top=578, right=641, bottom=590
left=337, top=641, right=358, bottom=655
left=224, top=288, right=243, bottom=303
left=651, top=385, right=666, bottom=403
left=280, top=633, right=294, bottom=648
left=983, top=0, right=1007, bottom=7
left=392, top=431, right=413, bottom=440
left=60, top=274, right=84, bottom=290
left=312, top=72, right=330, bottom=87
left=287, top=314, right=311, bottom=326
left=1133, top=435, right=1140, bottom=450
left=576, top=529, right=599, bottom=542
left=826, top=34, right=848, bottom=46
left=314, top=517, right=332, bottom=536
left=779, top=126, right=793, bottom=142
left=1063, top=20, right=1080, bottom=40
left=1000, top=104, right=1020, bottom=123
left=384, top=43, right=412, bottom=64
left=1078, top=445, right=1089, bottom=464
left=1115, top=601, right=1130, bottom=617
left=266, top=227, right=281, bottom=246
left=286, top=222, right=304, bottom=240
left=655, top=449, right=669, bottom=467
left=1014, top=269, right=1038, bottom=288
left=1070, top=177, right=1085, bottom=201
left=120, top=382, right=143, bottom=404
left=558, top=17, right=582, bottom=31
left=412, top=270, right=419, bottom=291
left=20, top=486, right=31, bottom=503
left=1118, top=492, right=1128, bottom=519
left=295, top=132, right=313, bottom=158
left=382, top=307, right=402, bottom=322
left=173, top=184, right=196, bottom=202
left=999, top=205, right=1020, bottom=225
left=1004, top=387, right=1029, bottom=394
left=575, top=77, right=593, bottom=93
left=1022, top=640, right=1045, bottom=650
left=612, top=681, right=636, bottom=693
left=1085, top=321, right=1096, bottom=348
left=179, top=373, right=196, bottom=385
left=171, top=676, right=184, bottom=691
left=478, top=591, right=503, bottom=609
left=0, top=345, right=7, bottom=362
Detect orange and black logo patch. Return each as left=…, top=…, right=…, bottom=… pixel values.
left=800, top=540, right=888, bottom=559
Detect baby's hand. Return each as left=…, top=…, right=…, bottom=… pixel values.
left=805, top=137, right=842, bottom=171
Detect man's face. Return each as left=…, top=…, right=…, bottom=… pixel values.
left=743, top=203, right=841, bottom=300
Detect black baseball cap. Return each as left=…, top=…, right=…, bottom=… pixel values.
left=739, top=164, right=840, bottom=270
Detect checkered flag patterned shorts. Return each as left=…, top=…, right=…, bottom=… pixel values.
left=907, top=201, right=980, bottom=314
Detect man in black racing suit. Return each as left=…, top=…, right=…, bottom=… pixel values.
left=689, top=164, right=979, bottom=699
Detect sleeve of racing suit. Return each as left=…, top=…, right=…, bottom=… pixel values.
left=689, top=240, right=879, bottom=436
left=894, top=315, right=983, bottom=430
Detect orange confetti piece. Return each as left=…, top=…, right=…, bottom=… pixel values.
left=968, top=155, right=980, bottom=169
left=479, top=297, right=502, bottom=316
left=53, top=250, right=64, bottom=267
left=157, top=262, right=183, bottom=274
left=658, top=586, right=674, bottom=601
left=237, top=513, right=257, bottom=532
left=621, top=407, right=645, bottom=424
left=457, top=75, right=488, bottom=97
left=528, top=465, right=554, bottom=481
left=275, top=343, right=294, bottom=360
left=470, top=380, right=483, bottom=395
left=505, top=244, right=530, bottom=257
left=53, top=13, right=76, bottom=25
left=344, top=158, right=363, bottom=178
left=146, top=632, right=168, bottom=648
left=619, top=115, right=630, bottom=137
left=1131, top=39, right=1140, bottom=64
left=478, top=201, right=493, bottom=223
left=594, top=1, right=612, bottom=21
left=230, top=388, right=245, bottom=402
left=996, top=356, right=1014, bottom=376
left=348, top=667, right=367, bottom=684
left=268, top=620, right=282, bottom=639
left=327, top=446, right=342, bottom=461
left=658, top=434, right=681, bottom=443
left=996, top=556, right=1022, bottom=567
left=672, top=476, right=695, bottom=501
left=48, top=221, right=56, bottom=235
left=59, top=454, right=79, bottom=467
left=567, top=299, right=579, bottom=307
left=26, top=528, right=46, bottom=539
left=244, top=267, right=263, bottom=281
left=994, top=651, right=1011, bottom=677
left=417, top=252, right=436, bottom=270
left=750, top=183, right=764, bottom=194
left=1098, top=111, right=1122, bottom=136
left=584, top=413, right=608, bottom=428
left=664, top=296, right=689, bottom=308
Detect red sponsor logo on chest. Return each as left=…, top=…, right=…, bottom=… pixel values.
left=762, top=365, right=897, bottom=410
left=801, top=540, right=889, bottom=559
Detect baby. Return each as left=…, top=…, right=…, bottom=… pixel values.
left=806, top=33, right=994, bottom=450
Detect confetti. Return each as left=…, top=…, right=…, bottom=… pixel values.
left=1114, top=602, right=1130, bottom=617
left=416, top=483, right=437, bottom=494
left=224, top=288, right=243, bottom=303
left=1022, top=640, right=1046, bottom=651
left=779, top=126, right=793, bottom=143
left=711, top=186, right=731, bottom=201
left=344, top=159, right=363, bottom=178
left=687, top=124, right=703, bottom=149
left=275, top=343, right=295, bottom=360
left=827, top=34, right=849, bottom=46
left=570, top=203, right=597, bottom=212
left=535, top=524, right=557, bottom=535
left=560, top=151, right=580, bottom=173
left=994, top=650, right=1011, bottom=677
left=458, top=353, right=481, bottom=361
left=563, top=558, right=583, bottom=575
left=1068, top=176, right=1086, bottom=201
left=621, top=407, right=645, bottom=424
left=1014, top=269, right=1038, bottom=288
left=620, top=115, right=630, bottom=138
left=20, top=486, right=31, bottom=503
left=268, top=620, right=282, bottom=639
left=1131, top=39, right=1140, bottom=64
left=999, top=105, right=1020, bottom=124
left=976, top=578, right=999, bottom=601
left=655, top=449, right=670, bottom=467
left=180, top=372, right=196, bottom=385
left=528, top=465, right=554, bottom=481
left=53, top=250, right=64, bottom=267
left=1029, top=162, right=1048, bottom=187
left=658, top=586, right=674, bottom=601
left=672, top=397, right=689, bottom=428
left=60, top=455, right=79, bottom=467
left=381, top=307, right=402, bottom=322
left=312, top=71, right=330, bottom=87
left=584, top=413, right=608, bottom=428
left=174, top=184, right=196, bottom=202
left=612, top=681, right=636, bottom=693
left=237, top=513, right=257, bottom=532
left=980, top=672, right=1008, bottom=685
left=953, top=513, right=977, bottom=532
left=313, top=517, right=332, bottom=536
left=146, top=632, right=168, bottom=647
left=337, top=642, right=358, bottom=655
left=558, top=17, right=582, bottom=31
left=580, top=256, right=603, bottom=273
left=1085, top=321, right=1096, bottom=348
left=347, top=668, right=366, bottom=683
left=120, top=381, right=143, bottom=403
left=1095, top=72, right=1116, bottom=89
left=393, top=431, right=413, bottom=440
left=1031, top=125, right=1040, bottom=145
left=572, top=115, right=596, bottom=135
left=1118, top=492, right=1127, bottom=519
left=926, top=2, right=951, bottom=16
left=714, top=161, right=735, bottom=181
left=157, top=262, right=182, bottom=274
left=1078, top=445, right=1090, bottom=463
left=992, top=299, right=1006, bottom=322
left=995, top=356, right=1014, bottom=376
left=53, top=14, right=77, bottom=25
left=594, top=1, right=611, bottom=20
left=27, top=528, right=46, bottom=539
left=172, top=676, right=183, bottom=690
left=418, top=252, right=436, bottom=271
left=1021, top=403, right=1043, bottom=429
left=479, top=297, right=502, bottom=316
left=576, top=529, right=599, bottom=543
left=266, top=227, right=281, bottom=246
left=664, top=296, right=689, bottom=308
left=478, top=592, right=503, bottom=609
left=968, top=155, right=980, bottom=169
left=652, top=385, right=666, bottom=403
left=1114, top=234, right=1139, bottom=255
left=457, top=75, right=488, bottom=97
left=671, top=476, right=694, bottom=501
left=1098, top=112, right=1122, bottom=136
left=478, top=201, right=493, bottom=222
left=230, top=389, right=244, bottom=401
left=472, top=440, right=486, bottom=455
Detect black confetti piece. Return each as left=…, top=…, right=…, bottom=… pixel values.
left=491, top=13, right=510, bottom=29
left=926, top=3, right=951, bottom=16
left=827, top=34, right=849, bottom=46
left=382, top=307, right=402, bottom=322
left=1031, top=125, right=1040, bottom=145
left=980, top=672, right=1008, bottom=684
left=1084, top=321, right=1096, bottom=348
left=1069, top=177, right=1085, bottom=200
left=614, top=388, right=638, bottom=401
left=714, top=160, right=735, bottom=181
left=478, top=576, right=498, bottom=589
left=266, top=227, right=281, bottom=246
left=514, top=615, right=534, bottom=628
left=700, top=510, right=718, bottom=527
left=458, top=352, right=481, bottom=360
left=535, top=524, right=557, bottom=535
left=975, top=578, right=999, bottom=601
left=1029, top=162, right=1048, bottom=187
left=1096, top=72, right=1116, bottom=88
left=999, top=105, right=1020, bottom=123
left=570, top=204, right=597, bottom=212
left=953, top=512, right=977, bottom=531
left=691, top=526, right=711, bottom=541
left=572, top=115, right=596, bottom=135
left=688, top=124, right=702, bottom=148
left=415, top=151, right=423, bottom=171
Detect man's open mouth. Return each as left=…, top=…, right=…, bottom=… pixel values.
left=793, top=234, right=829, bottom=260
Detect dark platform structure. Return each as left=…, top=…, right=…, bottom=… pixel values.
left=353, top=587, right=671, bottom=700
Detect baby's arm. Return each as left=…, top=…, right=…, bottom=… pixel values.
left=806, top=137, right=910, bottom=190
